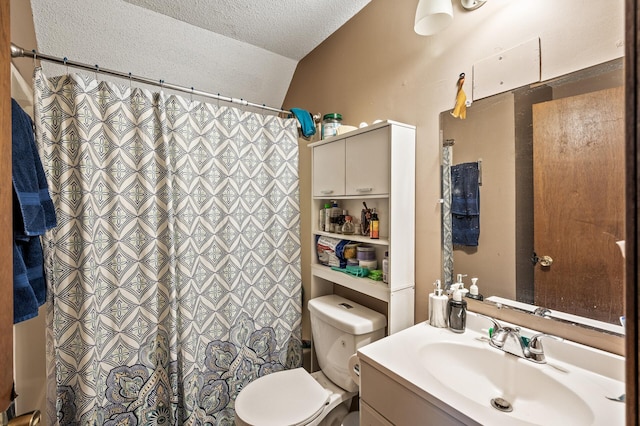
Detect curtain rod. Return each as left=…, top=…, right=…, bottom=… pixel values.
left=10, top=43, right=292, bottom=115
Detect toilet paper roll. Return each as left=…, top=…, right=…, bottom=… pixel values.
left=359, top=259, right=377, bottom=270
left=348, top=354, right=360, bottom=386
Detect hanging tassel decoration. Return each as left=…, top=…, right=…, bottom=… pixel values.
left=451, top=72, right=467, bottom=120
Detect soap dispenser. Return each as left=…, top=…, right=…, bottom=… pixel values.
left=467, top=277, right=484, bottom=301
left=448, top=284, right=467, bottom=333
left=429, top=280, right=448, bottom=328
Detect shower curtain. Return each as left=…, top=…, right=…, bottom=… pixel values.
left=34, top=68, right=302, bottom=425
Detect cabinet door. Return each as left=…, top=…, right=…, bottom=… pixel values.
left=313, top=140, right=345, bottom=197
left=345, top=129, right=390, bottom=195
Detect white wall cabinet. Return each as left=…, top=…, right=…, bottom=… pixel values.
left=308, top=121, right=416, bottom=336
left=312, top=138, right=345, bottom=197
left=345, top=129, right=390, bottom=196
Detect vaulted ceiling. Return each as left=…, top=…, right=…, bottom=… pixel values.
left=27, top=0, right=371, bottom=109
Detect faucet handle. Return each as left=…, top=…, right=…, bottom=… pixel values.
left=475, top=313, right=502, bottom=334
left=527, top=333, right=564, bottom=363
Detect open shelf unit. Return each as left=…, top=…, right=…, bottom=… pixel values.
left=308, top=120, right=416, bottom=336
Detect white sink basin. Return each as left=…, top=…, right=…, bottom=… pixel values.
left=357, top=312, right=625, bottom=425
left=420, top=341, right=594, bottom=425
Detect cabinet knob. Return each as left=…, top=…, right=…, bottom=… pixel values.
left=356, top=187, right=373, bottom=193
left=320, top=190, right=334, bottom=195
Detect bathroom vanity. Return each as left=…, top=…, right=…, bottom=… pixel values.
left=357, top=312, right=625, bottom=425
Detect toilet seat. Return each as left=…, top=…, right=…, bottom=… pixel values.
left=235, top=368, right=331, bottom=426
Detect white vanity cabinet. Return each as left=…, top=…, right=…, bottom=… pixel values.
left=308, top=121, right=415, bottom=335
left=359, top=359, right=478, bottom=426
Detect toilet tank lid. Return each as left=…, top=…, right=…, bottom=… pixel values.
left=308, top=295, right=387, bottom=335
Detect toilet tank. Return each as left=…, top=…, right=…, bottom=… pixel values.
left=308, top=295, right=386, bottom=392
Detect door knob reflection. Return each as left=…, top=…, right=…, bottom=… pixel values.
left=539, top=255, right=553, bottom=267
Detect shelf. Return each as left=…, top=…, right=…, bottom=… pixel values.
left=314, top=231, right=389, bottom=246
left=311, top=264, right=391, bottom=302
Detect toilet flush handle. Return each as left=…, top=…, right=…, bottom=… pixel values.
left=348, top=354, right=361, bottom=386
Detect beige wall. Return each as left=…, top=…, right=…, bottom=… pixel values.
left=10, top=0, right=37, bottom=82
left=441, top=92, right=516, bottom=300
left=283, top=0, right=624, bottom=338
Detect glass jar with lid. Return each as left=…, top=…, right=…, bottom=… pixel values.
left=321, top=113, right=342, bottom=139
left=341, top=215, right=355, bottom=234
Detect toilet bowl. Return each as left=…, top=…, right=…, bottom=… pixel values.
left=234, top=294, right=386, bottom=426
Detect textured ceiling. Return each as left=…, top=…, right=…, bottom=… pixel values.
left=121, top=0, right=371, bottom=60
left=27, top=0, right=370, bottom=110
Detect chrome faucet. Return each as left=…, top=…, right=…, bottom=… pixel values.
left=476, top=314, right=562, bottom=363
left=490, top=325, right=529, bottom=358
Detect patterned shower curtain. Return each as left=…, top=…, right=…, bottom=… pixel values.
left=33, top=68, right=302, bottom=425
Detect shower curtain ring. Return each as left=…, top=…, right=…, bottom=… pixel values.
left=128, top=72, right=132, bottom=89
left=32, top=50, right=36, bottom=68
left=94, top=64, right=99, bottom=80
left=63, top=57, right=69, bottom=75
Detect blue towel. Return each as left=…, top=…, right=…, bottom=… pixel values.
left=13, top=239, right=46, bottom=323
left=12, top=99, right=57, bottom=237
left=12, top=99, right=57, bottom=324
left=451, top=162, right=480, bottom=246
left=290, top=108, right=316, bottom=138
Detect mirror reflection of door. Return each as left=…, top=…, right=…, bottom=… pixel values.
left=532, top=86, right=624, bottom=323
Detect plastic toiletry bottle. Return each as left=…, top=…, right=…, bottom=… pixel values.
left=331, top=201, right=340, bottom=232
left=370, top=208, right=379, bottom=239
left=467, top=277, right=484, bottom=301
left=451, top=273, right=467, bottom=294
left=447, top=284, right=467, bottom=333
left=429, top=279, right=448, bottom=328
left=324, top=203, right=332, bottom=232
left=319, top=208, right=325, bottom=232
left=382, top=252, right=389, bottom=284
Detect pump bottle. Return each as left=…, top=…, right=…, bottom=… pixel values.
left=429, top=280, right=448, bottom=328
left=466, top=277, right=484, bottom=301
left=447, top=284, right=467, bottom=333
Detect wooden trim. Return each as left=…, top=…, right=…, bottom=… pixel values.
left=0, top=0, right=13, bottom=413
left=626, top=0, right=639, bottom=424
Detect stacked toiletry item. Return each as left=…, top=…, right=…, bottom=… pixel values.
left=11, top=99, right=57, bottom=323
left=316, top=236, right=385, bottom=282
left=316, top=199, right=388, bottom=282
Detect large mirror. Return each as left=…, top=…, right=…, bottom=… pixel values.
left=440, top=58, right=625, bottom=331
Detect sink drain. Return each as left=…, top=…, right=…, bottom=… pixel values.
left=490, top=397, right=513, bottom=413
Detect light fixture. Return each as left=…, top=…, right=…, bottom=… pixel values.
left=414, top=0, right=453, bottom=36
left=460, top=0, right=487, bottom=11
left=414, top=0, right=487, bottom=36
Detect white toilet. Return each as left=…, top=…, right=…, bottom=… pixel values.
left=235, top=294, right=387, bottom=426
